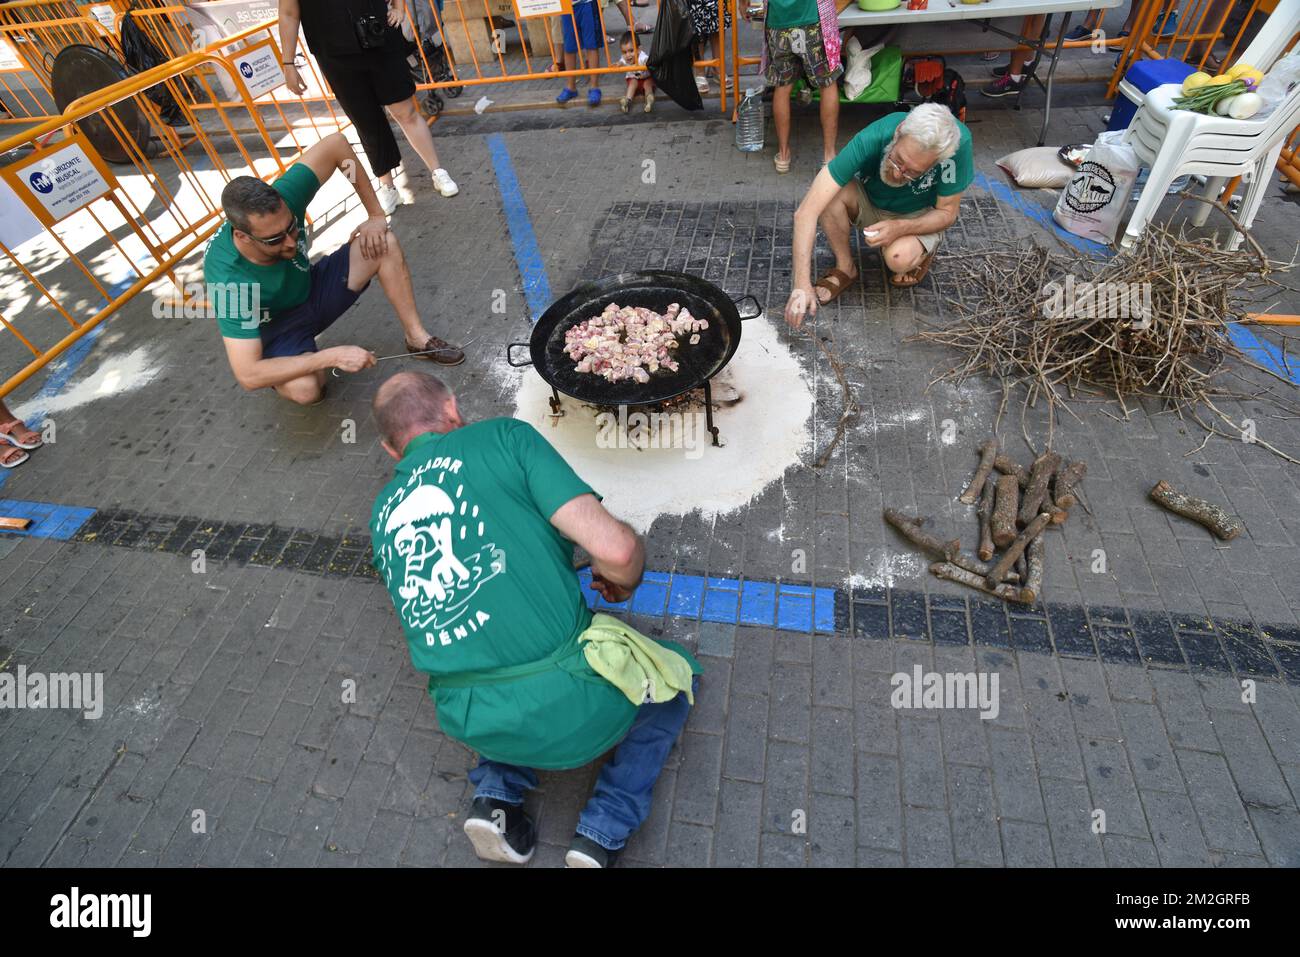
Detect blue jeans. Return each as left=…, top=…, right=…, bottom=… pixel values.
left=468, top=677, right=698, bottom=851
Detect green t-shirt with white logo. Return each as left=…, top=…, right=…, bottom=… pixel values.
left=202, top=163, right=320, bottom=339
left=370, top=418, right=639, bottom=769
left=827, top=111, right=975, bottom=214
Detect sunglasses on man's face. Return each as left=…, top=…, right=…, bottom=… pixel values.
left=244, top=219, right=301, bottom=246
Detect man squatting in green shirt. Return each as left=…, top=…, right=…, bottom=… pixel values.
left=369, top=372, right=703, bottom=868
left=783, top=103, right=976, bottom=329
left=204, top=132, right=464, bottom=407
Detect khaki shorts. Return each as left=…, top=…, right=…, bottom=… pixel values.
left=852, top=180, right=943, bottom=255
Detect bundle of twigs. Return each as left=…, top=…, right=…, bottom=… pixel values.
left=911, top=214, right=1300, bottom=463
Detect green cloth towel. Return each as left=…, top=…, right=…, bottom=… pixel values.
left=579, top=612, right=702, bottom=706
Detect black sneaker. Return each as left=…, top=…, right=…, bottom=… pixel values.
left=565, top=833, right=619, bottom=868
left=463, top=797, right=537, bottom=864
left=981, top=74, right=1028, bottom=98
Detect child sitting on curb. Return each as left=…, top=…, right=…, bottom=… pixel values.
left=617, top=31, right=655, bottom=113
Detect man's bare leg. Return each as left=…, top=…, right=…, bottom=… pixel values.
left=346, top=233, right=433, bottom=348
left=819, top=83, right=839, bottom=165
left=814, top=182, right=860, bottom=302
left=883, top=236, right=927, bottom=276
left=275, top=369, right=327, bottom=405
left=773, top=84, right=793, bottom=166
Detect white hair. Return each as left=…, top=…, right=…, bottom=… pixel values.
left=896, top=104, right=961, bottom=162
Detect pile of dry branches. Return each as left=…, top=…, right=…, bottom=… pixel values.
left=884, top=439, right=1085, bottom=605
left=912, top=212, right=1300, bottom=463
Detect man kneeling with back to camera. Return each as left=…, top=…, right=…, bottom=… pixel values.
left=369, top=371, right=703, bottom=867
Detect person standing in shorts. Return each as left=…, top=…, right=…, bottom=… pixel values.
left=556, top=0, right=605, bottom=106
left=745, top=0, right=842, bottom=172
left=278, top=0, right=459, bottom=215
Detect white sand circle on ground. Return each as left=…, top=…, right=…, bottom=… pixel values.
left=511, top=314, right=813, bottom=533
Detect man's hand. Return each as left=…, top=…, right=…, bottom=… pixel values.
left=387, top=0, right=405, bottom=27
left=323, top=345, right=377, bottom=373
left=590, top=571, right=633, bottom=604
left=784, top=285, right=817, bottom=330
left=353, top=215, right=390, bottom=259
left=283, top=63, right=307, bottom=96
left=862, top=219, right=909, bottom=248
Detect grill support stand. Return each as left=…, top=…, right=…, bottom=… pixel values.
left=703, top=380, right=720, bottom=447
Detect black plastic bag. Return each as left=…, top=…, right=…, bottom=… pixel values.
left=647, top=0, right=701, bottom=112
left=119, top=2, right=192, bottom=126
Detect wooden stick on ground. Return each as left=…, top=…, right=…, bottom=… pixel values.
left=986, top=512, right=1054, bottom=588
left=1021, top=535, right=1044, bottom=604
left=991, top=475, right=1020, bottom=548
left=977, top=476, right=996, bottom=561
left=1018, top=451, right=1061, bottom=527
left=883, top=508, right=959, bottom=562
left=993, top=455, right=1029, bottom=487
left=1053, top=460, right=1088, bottom=511
left=1148, top=480, right=1243, bottom=541
left=930, top=562, right=1025, bottom=603
left=959, top=438, right=999, bottom=505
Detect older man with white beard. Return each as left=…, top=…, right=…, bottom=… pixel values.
left=783, top=103, right=974, bottom=329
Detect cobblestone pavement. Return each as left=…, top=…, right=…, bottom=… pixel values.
left=1, top=83, right=1299, bottom=868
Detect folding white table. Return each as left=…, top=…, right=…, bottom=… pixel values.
left=837, top=0, right=1124, bottom=145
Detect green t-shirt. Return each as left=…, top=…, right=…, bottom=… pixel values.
left=202, top=163, right=320, bottom=339
left=766, top=0, right=818, bottom=29
left=370, top=418, right=638, bottom=769
left=827, top=111, right=975, bottom=214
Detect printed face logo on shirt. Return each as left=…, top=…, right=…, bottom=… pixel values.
left=375, top=461, right=502, bottom=640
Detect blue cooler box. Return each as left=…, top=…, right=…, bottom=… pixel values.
left=1106, top=58, right=1198, bottom=131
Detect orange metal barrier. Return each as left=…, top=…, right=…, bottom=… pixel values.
left=395, top=0, right=731, bottom=112
left=0, top=27, right=349, bottom=399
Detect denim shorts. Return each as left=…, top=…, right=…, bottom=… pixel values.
left=261, top=243, right=370, bottom=358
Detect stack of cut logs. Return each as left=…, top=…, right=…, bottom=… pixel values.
left=883, top=439, right=1086, bottom=604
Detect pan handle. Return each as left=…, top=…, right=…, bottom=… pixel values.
left=733, top=294, right=762, bottom=320
left=506, top=342, right=533, bottom=367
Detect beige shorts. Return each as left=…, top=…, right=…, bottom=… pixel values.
left=852, top=179, right=943, bottom=255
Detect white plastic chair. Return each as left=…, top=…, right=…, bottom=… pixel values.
left=1120, top=0, right=1300, bottom=250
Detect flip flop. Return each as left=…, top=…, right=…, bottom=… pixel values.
left=774, top=154, right=791, bottom=174
left=889, top=249, right=935, bottom=288
left=814, top=267, right=857, bottom=305
left=0, top=444, right=28, bottom=469
left=0, top=419, right=41, bottom=450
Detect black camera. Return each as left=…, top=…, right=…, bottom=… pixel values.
left=354, top=12, right=387, bottom=50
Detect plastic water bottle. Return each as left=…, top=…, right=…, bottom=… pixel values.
left=736, top=87, right=764, bottom=153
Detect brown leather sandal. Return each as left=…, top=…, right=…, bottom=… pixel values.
left=814, top=267, right=858, bottom=305
left=889, top=250, right=935, bottom=288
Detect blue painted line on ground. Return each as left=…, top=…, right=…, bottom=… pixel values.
left=974, top=171, right=1112, bottom=258
left=579, top=567, right=837, bottom=634
left=0, top=498, right=96, bottom=540
left=1225, top=323, right=1300, bottom=386
left=486, top=133, right=552, bottom=324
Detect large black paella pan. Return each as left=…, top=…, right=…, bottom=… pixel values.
left=507, top=270, right=761, bottom=445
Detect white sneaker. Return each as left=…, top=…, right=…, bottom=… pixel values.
left=432, top=168, right=459, bottom=197
left=376, top=184, right=400, bottom=215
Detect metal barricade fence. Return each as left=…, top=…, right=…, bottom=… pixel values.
left=0, top=22, right=349, bottom=399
